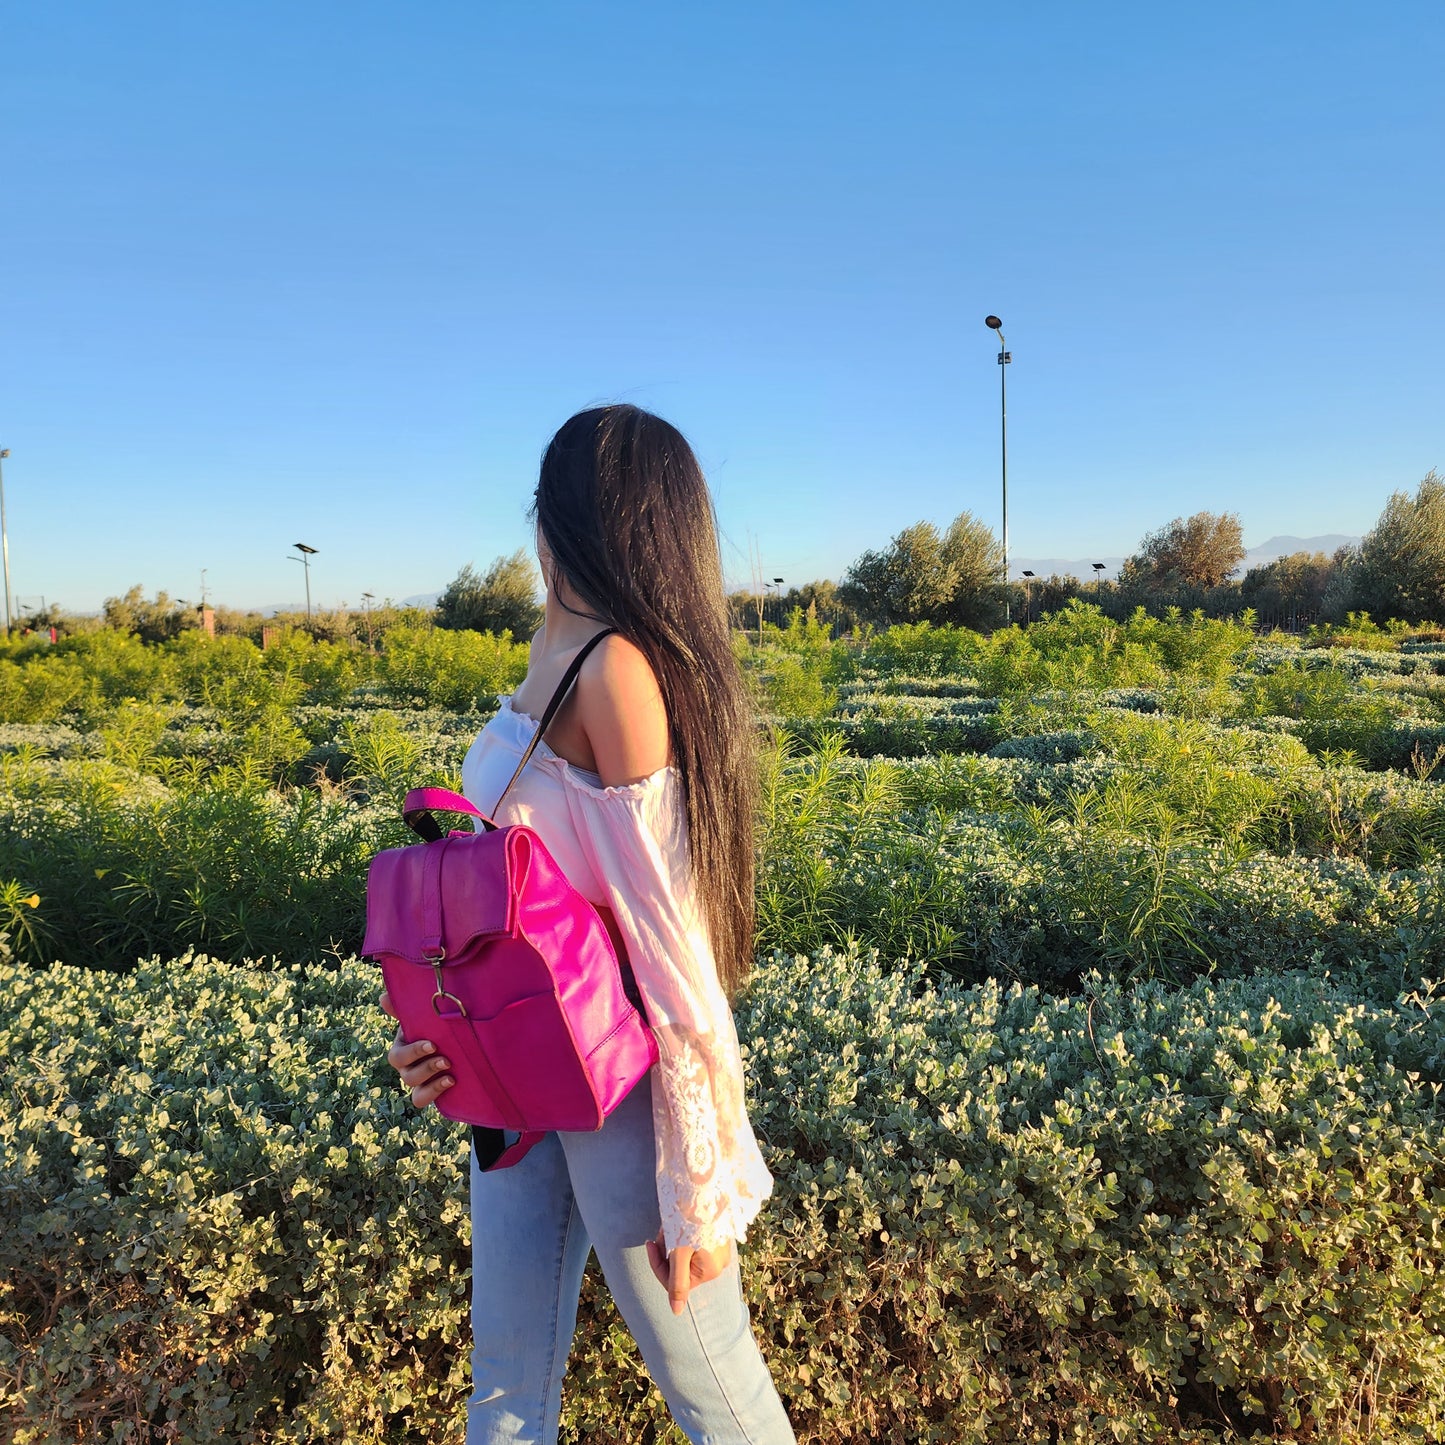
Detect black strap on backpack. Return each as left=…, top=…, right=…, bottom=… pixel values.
left=471, top=625, right=619, bottom=1173
left=408, top=627, right=620, bottom=845
left=485, top=626, right=619, bottom=829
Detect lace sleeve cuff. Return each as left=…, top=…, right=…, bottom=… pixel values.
left=650, top=1022, right=775, bottom=1254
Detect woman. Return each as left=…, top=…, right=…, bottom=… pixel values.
left=382, top=405, right=797, bottom=1444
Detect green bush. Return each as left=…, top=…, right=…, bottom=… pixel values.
left=855, top=620, right=981, bottom=679
left=1193, top=853, right=1440, bottom=980
left=0, top=656, right=92, bottom=723
left=754, top=730, right=910, bottom=957
left=1305, top=611, right=1411, bottom=652
left=778, top=709, right=1002, bottom=758
left=1242, top=714, right=1445, bottom=773
left=750, top=732, right=1445, bottom=989
left=1237, top=659, right=1399, bottom=728
left=374, top=626, right=525, bottom=711
left=987, top=728, right=1095, bottom=765
left=0, top=764, right=399, bottom=969
left=866, top=674, right=984, bottom=699
left=6, top=949, right=1445, bottom=1443
left=965, top=604, right=1252, bottom=701
left=752, top=651, right=841, bottom=719
left=0, top=626, right=527, bottom=728
left=0, top=723, right=92, bottom=761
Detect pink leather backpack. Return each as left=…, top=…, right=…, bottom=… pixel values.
left=363, top=628, right=658, bottom=1170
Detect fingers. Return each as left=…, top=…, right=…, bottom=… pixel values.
left=384, top=1033, right=455, bottom=1108
left=647, top=1231, right=736, bottom=1315
left=694, top=1239, right=734, bottom=1282
left=387, top=1033, right=442, bottom=1073
left=379, top=989, right=399, bottom=1021
left=645, top=1229, right=669, bottom=1293
left=407, top=1069, right=450, bottom=1109
left=667, top=1245, right=694, bottom=1315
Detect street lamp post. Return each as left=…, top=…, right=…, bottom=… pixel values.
left=0, top=449, right=13, bottom=635
left=1021, top=569, right=1035, bottom=626
left=984, top=318, right=1011, bottom=624
left=1092, top=562, right=1106, bottom=601
left=361, top=592, right=375, bottom=651
left=290, top=543, right=318, bottom=619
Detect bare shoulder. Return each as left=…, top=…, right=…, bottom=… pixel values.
left=576, top=632, right=673, bottom=785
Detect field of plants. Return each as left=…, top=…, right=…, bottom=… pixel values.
left=5, top=603, right=1445, bottom=1443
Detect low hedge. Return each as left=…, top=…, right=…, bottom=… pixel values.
left=1239, top=715, right=1445, bottom=773
left=1243, top=645, right=1424, bottom=680
left=781, top=710, right=1003, bottom=758
left=5, top=948, right=1445, bottom=1443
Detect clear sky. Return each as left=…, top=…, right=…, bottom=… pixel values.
left=2, top=1, right=1441, bottom=613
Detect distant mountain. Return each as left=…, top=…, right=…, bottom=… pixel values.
left=1010, top=534, right=1360, bottom=582
left=1239, top=535, right=1359, bottom=570
left=244, top=592, right=441, bottom=615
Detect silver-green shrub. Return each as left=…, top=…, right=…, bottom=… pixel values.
left=6, top=948, right=1445, bottom=1443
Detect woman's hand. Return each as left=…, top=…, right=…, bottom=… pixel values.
left=645, top=1229, right=734, bottom=1315
left=380, top=989, right=454, bottom=1108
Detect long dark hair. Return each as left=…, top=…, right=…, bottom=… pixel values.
left=527, top=404, right=759, bottom=1000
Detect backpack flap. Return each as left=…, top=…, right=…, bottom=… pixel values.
left=362, top=829, right=521, bottom=965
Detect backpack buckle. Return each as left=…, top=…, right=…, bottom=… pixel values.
left=428, top=952, right=468, bottom=1018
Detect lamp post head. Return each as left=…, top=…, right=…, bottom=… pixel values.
left=984, top=316, right=1003, bottom=331
left=1022, top=570, right=1035, bottom=578
left=1092, top=563, right=1106, bottom=574
left=294, top=542, right=318, bottom=555
left=0, top=449, right=10, bottom=459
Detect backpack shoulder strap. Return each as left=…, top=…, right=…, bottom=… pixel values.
left=492, top=626, right=619, bottom=812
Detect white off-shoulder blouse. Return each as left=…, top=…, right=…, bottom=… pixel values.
left=459, top=693, right=774, bottom=1255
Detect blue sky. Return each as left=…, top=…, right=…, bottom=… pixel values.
left=2, top=2, right=1440, bottom=613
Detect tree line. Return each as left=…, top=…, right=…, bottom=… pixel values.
left=833, top=467, right=1445, bottom=631
left=43, top=466, right=1445, bottom=647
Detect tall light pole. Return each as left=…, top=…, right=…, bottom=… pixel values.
left=361, top=591, right=375, bottom=651
left=984, top=317, right=1011, bottom=624
left=290, top=542, right=318, bottom=619
left=0, top=449, right=13, bottom=635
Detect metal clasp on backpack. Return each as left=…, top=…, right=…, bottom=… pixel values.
left=424, top=947, right=468, bottom=1018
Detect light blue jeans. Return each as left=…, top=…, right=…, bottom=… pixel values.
left=466, top=1069, right=797, bottom=1444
